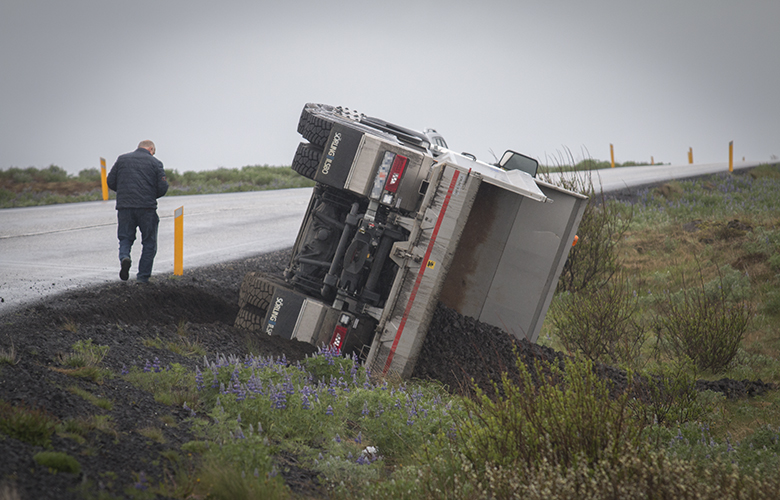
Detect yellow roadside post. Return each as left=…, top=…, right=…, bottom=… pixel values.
left=100, top=157, right=109, bottom=201
left=688, top=147, right=694, bottom=164
left=651, top=156, right=655, bottom=165
left=729, top=141, right=734, bottom=173
left=174, top=206, right=184, bottom=276
left=610, top=144, right=615, bottom=168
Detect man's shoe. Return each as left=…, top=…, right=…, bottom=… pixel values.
left=120, top=258, right=131, bottom=281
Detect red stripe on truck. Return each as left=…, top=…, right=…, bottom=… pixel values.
left=382, top=169, right=461, bottom=375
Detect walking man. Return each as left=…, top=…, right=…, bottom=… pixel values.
left=107, top=140, right=169, bottom=283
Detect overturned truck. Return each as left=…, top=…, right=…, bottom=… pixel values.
left=236, top=103, right=587, bottom=378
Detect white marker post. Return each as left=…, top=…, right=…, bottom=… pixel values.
left=174, top=206, right=184, bottom=276
left=100, top=157, right=109, bottom=201
left=610, top=144, right=615, bottom=168
left=729, top=141, right=734, bottom=173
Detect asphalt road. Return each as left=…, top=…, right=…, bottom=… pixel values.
left=0, top=188, right=312, bottom=314
left=0, top=159, right=763, bottom=315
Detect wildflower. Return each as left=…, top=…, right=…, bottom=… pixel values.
left=121, top=364, right=129, bottom=376
left=195, top=367, right=204, bottom=391
left=134, top=472, right=148, bottom=491
left=362, top=401, right=369, bottom=416
left=273, top=391, right=287, bottom=410
left=355, top=431, right=362, bottom=444
left=334, top=433, right=341, bottom=443
left=143, top=360, right=152, bottom=373
left=182, top=402, right=196, bottom=417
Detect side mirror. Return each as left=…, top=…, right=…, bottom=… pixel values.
left=498, top=150, right=538, bottom=178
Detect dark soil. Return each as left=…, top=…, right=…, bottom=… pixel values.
left=0, top=247, right=774, bottom=499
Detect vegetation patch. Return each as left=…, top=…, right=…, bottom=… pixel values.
left=0, top=164, right=313, bottom=208
left=0, top=399, right=57, bottom=447
left=33, top=451, right=82, bottom=475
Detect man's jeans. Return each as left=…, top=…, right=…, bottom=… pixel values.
left=117, top=208, right=159, bottom=282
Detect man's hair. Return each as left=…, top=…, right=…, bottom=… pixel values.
left=138, top=140, right=155, bottom=150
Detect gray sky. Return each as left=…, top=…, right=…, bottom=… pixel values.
left=1, top=0, right=778, bottom=175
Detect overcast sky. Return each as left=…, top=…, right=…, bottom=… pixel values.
left=1, top=0, right=778, bottom=175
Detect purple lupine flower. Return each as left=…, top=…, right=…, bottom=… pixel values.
left=273, top=391, right=287, bottom=410
left=182, top=402, right=196, bottom=417
left=143, top=360, right=152, bottom=373
left=326, top=405, right=334, bottom=416
left=301, top=394, right=311, bottom=410
left=195, top=367, right=204, bottom=391
left=355, top=431, right=362, bottom=444
left=121, top=365, right=129, bottom=376
left=134, top=472, right=148, bottom=491
left=361, top=401, right=369, bottom=416
left=152, top=357, right=162, bottom=373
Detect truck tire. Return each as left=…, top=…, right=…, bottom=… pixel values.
left=297, top=103, right=335, bottom=148
left=238, top=272, right=275, bottom=310
left=291, top=142, right=321, bottom=180
left=234, top=307, right=265, bottom=331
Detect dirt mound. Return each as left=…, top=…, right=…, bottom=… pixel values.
left=414, top=302, right=774, bottom=400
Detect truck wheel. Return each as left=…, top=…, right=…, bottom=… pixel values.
left=238, top=272, right=275, bottom=310
left=297, top=103, right=335, bottom=148
left=235, top=272, right=276, bottom=331
left=235, top=307, right=265, bottom=332
left=291, top=142, right=321, bottom=180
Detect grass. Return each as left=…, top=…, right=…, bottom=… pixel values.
left=52, top=339, right=112, bottom=383
left=67, top=386, right=113, bottom=411
left=0, top=342, right=17, bottom=366
left=0, top=399, right=58, bottom=448
left=0, top=164, right=314, bottom=208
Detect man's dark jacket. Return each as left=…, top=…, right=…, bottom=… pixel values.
left=107, top=148, right=169, bottom=209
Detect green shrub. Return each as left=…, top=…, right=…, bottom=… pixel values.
left=550, top=271, right=645, bottom=368
left=632, top=359, right=708, bottom=427
left=76, top=168, right=101, bottom=183
left=554, top=180, right=632, bottom=294
left=457, top=356, right=645, bottom=473
left=654, top=267, right=754, bottom=373
left=34, top=451, right=82, bottom=475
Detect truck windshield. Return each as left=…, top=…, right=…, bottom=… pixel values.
left=499, top=150, right=538, bottom=177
